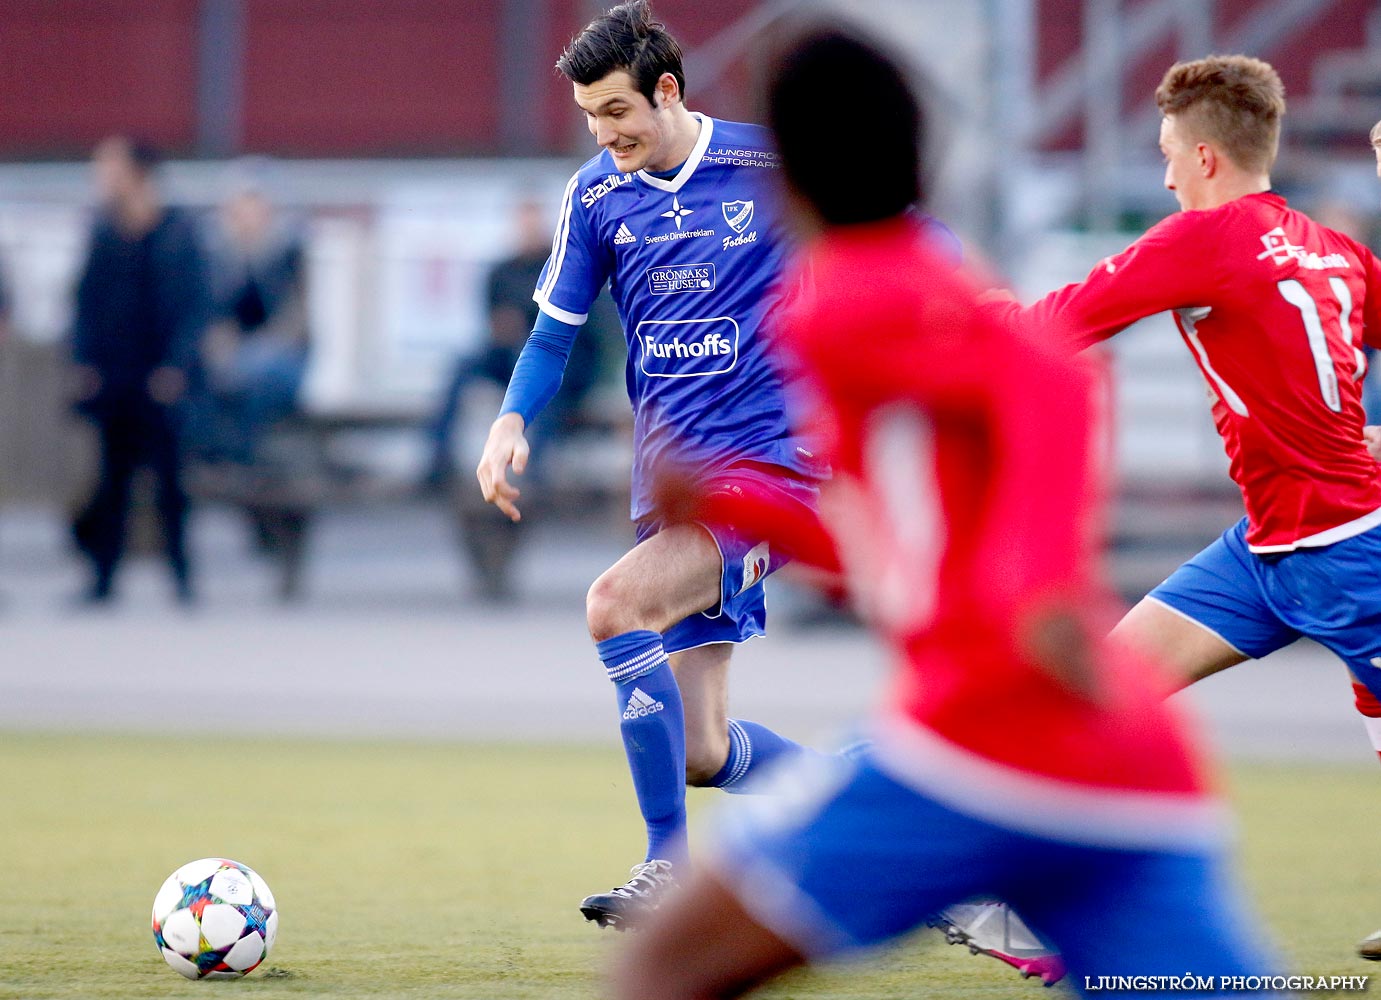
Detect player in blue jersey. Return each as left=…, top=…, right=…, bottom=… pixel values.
left=474, top=1, right=825, bottom=928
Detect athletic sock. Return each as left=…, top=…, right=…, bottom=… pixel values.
left=597, top=629, right=687, bottom=864
left=1352, top=681, right=1381, bottom=760
left=706, top=718, right=820, bottom=794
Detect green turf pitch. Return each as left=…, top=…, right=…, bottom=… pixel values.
left=1, top=733, right=1378, bottom=999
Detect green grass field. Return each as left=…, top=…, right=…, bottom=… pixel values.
left=1, top=732, right=1378, bottom=999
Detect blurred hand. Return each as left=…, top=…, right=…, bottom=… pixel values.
left=1018, top=602, right=1103, bottom=705
left=1364, top=425, right=1381, bottom=464
left=476, top=412, right=529, bottom=522
left=977, top=286, right=1019, bottom=306
left=649, top=462, right=703, bottom=526
left=147, top=366, right=187, bottom=405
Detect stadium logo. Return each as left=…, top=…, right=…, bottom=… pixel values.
left=622, top=687, right=664, bottom=719
left=1255, top=227, right=1349, bottom=270
left=636, top=317, right=740, bottom=378
left=722, top=200, right=755, bottom=233
left=738, top=541, right=770, bottom=594
left=581, top=172, right=633, bottom=208
left=646, top=262, right=715, bottom=295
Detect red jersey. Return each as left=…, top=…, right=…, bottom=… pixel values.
left=1007, top=192, right=1381, bottom=552
left=707, top=219, right=1220, bottom=849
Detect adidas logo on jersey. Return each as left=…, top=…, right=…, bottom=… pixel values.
left=622, top=687, right=665, bottom=719
left=614, top=222, right=637, bottom=245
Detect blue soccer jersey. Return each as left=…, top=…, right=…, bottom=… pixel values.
left=533, top=114, right=817, bottom=519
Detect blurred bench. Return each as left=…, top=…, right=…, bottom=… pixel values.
left=188, top=396, right=631, bottom=602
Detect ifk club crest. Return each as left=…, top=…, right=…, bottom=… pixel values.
left=722, top=200, right=754, bottom=234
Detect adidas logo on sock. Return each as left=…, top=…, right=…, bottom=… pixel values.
left=622, top=686, right=665, bottom=719
left=614, top=222, right=637, bottom=245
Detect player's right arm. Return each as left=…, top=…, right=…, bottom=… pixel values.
left=476, top=312, right=581, bottom=521
left=476, top=172, right=610, bottom=521
left=994, top=213, right=1215, bottom=350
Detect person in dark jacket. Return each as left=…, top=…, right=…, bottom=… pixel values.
left=70, top=135, right=211, bottom=604
left=200, top=159, right=310, bottom=468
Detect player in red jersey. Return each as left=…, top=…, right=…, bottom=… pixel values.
left=608, top=27, right=1276, bottom=1000
left=976, top=55, right=1381, bottom=960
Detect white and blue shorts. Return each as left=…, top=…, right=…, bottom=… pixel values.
left=1150, top=517, right=1381, bottom=697
left=706, top=746, right=1276, bottom=997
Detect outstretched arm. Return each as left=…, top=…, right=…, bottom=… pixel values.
left=476, top=312, right=581, bottom=522
left=992, top=214, right=1215, bottom=351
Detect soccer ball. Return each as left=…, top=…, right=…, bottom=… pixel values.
left=151, top=858, right=278, bottom=980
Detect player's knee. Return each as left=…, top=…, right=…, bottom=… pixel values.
left=587, top=570, right=668, bottom=641
left=587, top=573, right=635, bottom=641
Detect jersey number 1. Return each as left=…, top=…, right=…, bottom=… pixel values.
left=1277, top=277, right=1363, bottom=413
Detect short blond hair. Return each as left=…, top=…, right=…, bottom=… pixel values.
left=1370, top=119, right=1381, bottom=148
left=1155, top=55, right=1284, bottom=174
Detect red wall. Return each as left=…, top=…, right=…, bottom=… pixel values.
left=0, top=0, right=199, bottom=158
left=5, top=1, right=1358, bottom=160
left=1034, top=0, right=1374, bottom=152
left=0, top=0, right=763, bottom=159
left=241, top=1, right=502, bottom=156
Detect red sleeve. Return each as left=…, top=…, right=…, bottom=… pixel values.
left=1015, top=212, right=1218, bottom=350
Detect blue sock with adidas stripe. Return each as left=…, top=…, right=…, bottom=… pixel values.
left=707, top=718, right=818, bottom=793
left=597, top=629, right=687, bottom=864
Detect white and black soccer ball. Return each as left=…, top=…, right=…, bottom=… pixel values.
left=151, top=858, right=278, bottom=980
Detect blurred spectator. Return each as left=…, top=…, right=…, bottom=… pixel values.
left=424, top=198, right=603, bottom=487
left=196, top=159, right=310, bottom=468
left=426, top=198, right=611, bottom=601
left=69, top=136, right=211, bottom=605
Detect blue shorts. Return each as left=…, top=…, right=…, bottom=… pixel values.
left=1150, top=518, right=1381, bottom=698
left=709, top=750, right=1274, bottom=996
left=636, top=464, right=819, bottom=655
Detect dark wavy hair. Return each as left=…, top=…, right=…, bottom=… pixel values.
left=557, top=1, right=686, bottom=106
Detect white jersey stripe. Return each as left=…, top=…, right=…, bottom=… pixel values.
left=1177, top=306, right=1249, bottom=417
left=533, top=294, right=587, bottom=327
left=538, top=173, right=581, bottom=305
left=1248, top=502, right=1381, bottom=553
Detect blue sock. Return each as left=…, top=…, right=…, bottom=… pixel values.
left=597, top=630, right=687, bottom=864
left=707, top=718, right=821, bottom=794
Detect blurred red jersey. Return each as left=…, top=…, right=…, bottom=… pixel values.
left=1006, top=192, right=1381, bottom=552
left=710, top=218, right=1219, bottom=846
